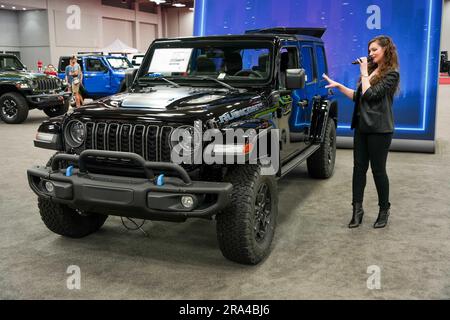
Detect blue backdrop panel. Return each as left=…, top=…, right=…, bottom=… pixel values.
left=194, top=0, right=442, bottom=141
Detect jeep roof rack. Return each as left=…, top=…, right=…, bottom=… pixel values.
left=77, top=51, right=104, bottom=56
left=245, top=27, right=326, bottom=38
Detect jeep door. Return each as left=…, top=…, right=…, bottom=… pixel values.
left=82, top=57, right=111, bottom=97
left=313, top=43, right=330, bottom=101
left=277, top=45, right=310, bottom=161
left=295, top=43, right=318, bottom=140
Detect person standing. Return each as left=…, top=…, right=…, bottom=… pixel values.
left=65, top=56, right=83, bottom=108
left=323, top=35, right=400, bottom=229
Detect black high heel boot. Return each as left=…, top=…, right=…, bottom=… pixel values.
left=348, top=202, right=364, bottom=228
left=374, top=205, right=390, bottom=229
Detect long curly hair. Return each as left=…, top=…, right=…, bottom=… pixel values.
left=367, top=35, right=400, bottom=92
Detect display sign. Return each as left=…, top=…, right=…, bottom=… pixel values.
left=149, top=48, right=193, bottom=73
left=194, top=0, right=442, bottom=147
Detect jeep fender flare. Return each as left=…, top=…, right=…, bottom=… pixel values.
left=310, top=98, right=338, bottom=143
left=221, top=118, right=277, bottom=164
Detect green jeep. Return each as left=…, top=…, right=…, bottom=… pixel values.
left=0, top=54, right=70, bottom=124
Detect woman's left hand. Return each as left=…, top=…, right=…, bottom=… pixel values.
left=358, top=57, right=369, bottom=76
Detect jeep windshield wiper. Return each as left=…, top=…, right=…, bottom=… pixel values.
left=140, top=74, right=181, bottom=87
left=189, top=76, right=239, bottom=92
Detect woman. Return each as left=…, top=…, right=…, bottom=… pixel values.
left=323, top=35, right=400, bottom=229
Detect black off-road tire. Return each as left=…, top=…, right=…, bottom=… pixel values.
left=44, top=100, right=69, bottom=117
left=307, top=118, right=336, bottom=179
left=38, top=198, right=107, bottom=238
left=39, top=153, right=107, bottom=238
left=0, top=92, right=29, bottom=124
left=216, top=165, right=278, bottom=265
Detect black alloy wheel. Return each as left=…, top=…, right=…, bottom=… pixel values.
left=0, top=92, right=29, bottom=124
left=254, top=183, right=272, bottom=243
left=2, top=98, right=18, bottom=120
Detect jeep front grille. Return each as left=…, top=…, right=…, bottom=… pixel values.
left=35, top=78, right=60, bottom=92
left=84, top=122, right=174, bottom=162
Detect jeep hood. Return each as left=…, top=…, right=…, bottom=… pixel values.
left=0, top=70, right=54, bottom=82
left=72, top=86, right=264, bottom=124
left=110, top=87, right=231, bottom=109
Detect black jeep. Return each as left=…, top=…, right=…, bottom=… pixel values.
left=0, top=54, right=70, bottom=124
left=27, top=28, right=338, bottom=265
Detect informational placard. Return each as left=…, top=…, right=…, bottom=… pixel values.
left=149, top=48, right=193, bottom=73
left=194, top=0, right=442, bottom=151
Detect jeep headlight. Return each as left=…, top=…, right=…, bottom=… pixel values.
left=65, top=120, right=85, bottom=148
left=170, top=125, right=202, bottom=155
left=16, top=82, right=31, bottom=89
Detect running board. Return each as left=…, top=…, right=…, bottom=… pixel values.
left=279, top=144, right=320, bottom=178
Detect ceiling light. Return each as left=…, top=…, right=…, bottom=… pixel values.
left=172, top=3, right=186, bottom=7
left=0, top=5, right=5, bottom=8
left=150, top=0, right=166, bottom=4
left=22, top=8, right=26, bottom=10
left=12, top=6, right=16, bottom=9
left=189, top=7, right=194, bottom=11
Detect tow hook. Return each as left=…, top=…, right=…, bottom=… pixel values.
left=156, top=174, right=165, bottom=186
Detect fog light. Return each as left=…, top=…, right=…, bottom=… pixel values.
left=181, top=195, right=194, bottom=209
left=45, top=181, right=54, bottom=193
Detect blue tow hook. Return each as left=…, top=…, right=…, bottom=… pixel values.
left=156, top=174, right=165, bottom=186
left=65, top=165, right=74, bottom=177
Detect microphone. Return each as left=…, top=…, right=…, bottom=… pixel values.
left=352, top=56, right=373, bottom=65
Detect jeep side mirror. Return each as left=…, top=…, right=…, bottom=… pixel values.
left=125, top=68, right=138, bottom=88
left=286, top=68, right=306, bottom=89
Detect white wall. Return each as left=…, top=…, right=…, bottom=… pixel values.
left=47, top=0, right=163, bottom=64
left=139, top=23, right=157, bottom=52
left=1, top=1, right=190, bottom=67
left=18, top=10, right=51, bottom=69
left=102, top=18, right=134, bottom=48
left=442, top=0, right=450, bottom=52
left=0, top=10, right=20, bottom=49
left=164, top=8, right=194, bottom=38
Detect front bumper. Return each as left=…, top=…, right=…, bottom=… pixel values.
left=27, top=150, right=233, bottom=222
left=26, top=92, right=71, bottom=107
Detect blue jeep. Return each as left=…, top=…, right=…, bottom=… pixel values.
left=57, top=54, right=131, bottom=99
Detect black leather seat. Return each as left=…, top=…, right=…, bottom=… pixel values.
left=223, top=52, right=243, bottom=75
left=252, top=53, right=269, bottom=75
left=196, top=55, right=216, bottom=74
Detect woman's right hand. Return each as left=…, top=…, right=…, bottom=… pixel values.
left=322, top=74, right=341, bottom=89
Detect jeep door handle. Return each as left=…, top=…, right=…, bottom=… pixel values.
left=299, top=100, right=308, bottom=108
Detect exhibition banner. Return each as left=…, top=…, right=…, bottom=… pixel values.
left=194, top=0, right=442, bottom=142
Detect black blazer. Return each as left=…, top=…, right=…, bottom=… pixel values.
left=351, top=70, right=400, bottom=134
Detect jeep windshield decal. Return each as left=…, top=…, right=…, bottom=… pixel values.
left=149, top=48, right=193, bottom=74
left=142, top=43, right=272, bottom=85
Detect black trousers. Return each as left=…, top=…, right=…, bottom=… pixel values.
left=353, top=129, right=393, bottom=209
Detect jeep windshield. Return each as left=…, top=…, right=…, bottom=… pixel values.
left=0, top=55, right=25, bottom=71
left=139, top=41, right=273, bottom=87
left=107, top=57, right=132, bottom=70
